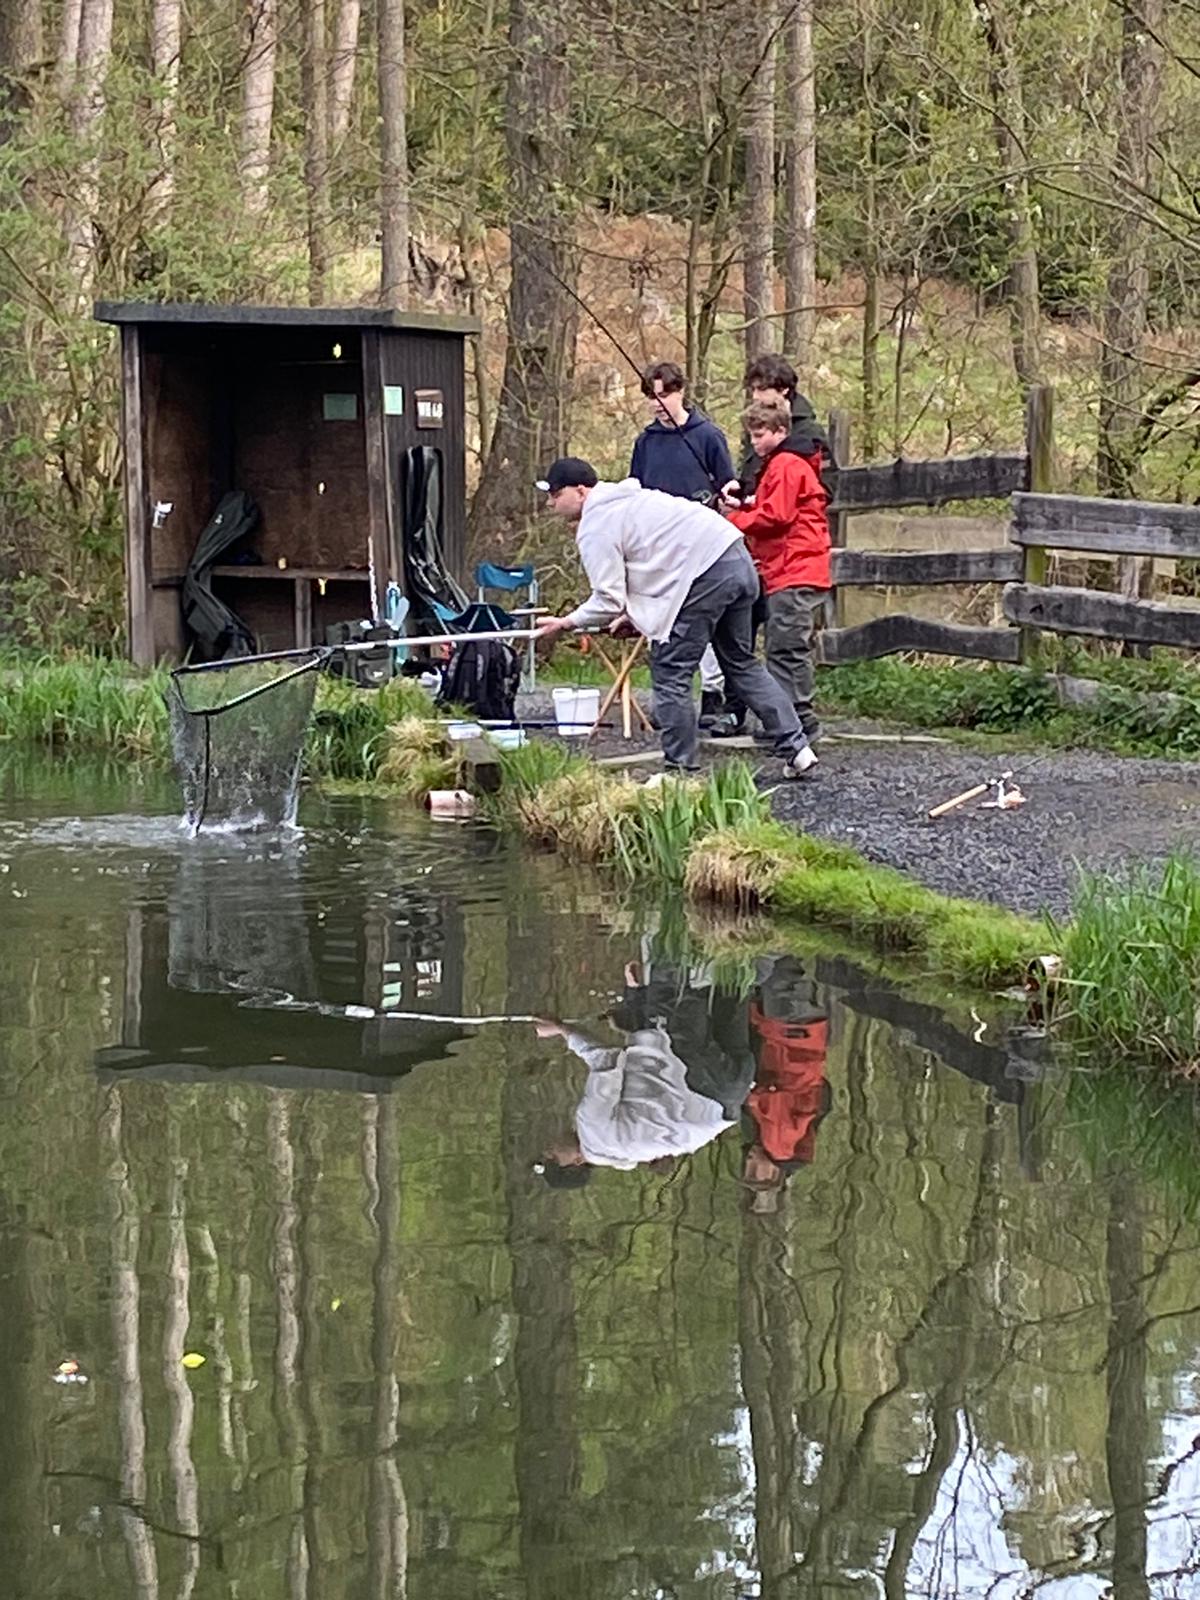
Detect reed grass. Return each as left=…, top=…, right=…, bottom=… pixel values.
left=307, top=677, right=433, bottom=780
left=0, top=654, right=171, bottom=756
left=1060, top=854, right=1200, bottom=1074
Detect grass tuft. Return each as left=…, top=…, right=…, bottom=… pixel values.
left=1061, top=853, right=1200, bottom=1074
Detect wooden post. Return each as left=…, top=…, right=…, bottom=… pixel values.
left=826, top=407, right=851, bottom=629
left=293, top=577, right=313, bottom=648
left=120, top=326, right=154, bottom=665
left=360, top=328, right=393, bottom=615
left=1020, top=384, right=1054, bottom=664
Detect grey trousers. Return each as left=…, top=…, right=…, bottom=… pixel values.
left=764, top=586, right=828, bottom=739
left=650, top=544, right=808, bottom=769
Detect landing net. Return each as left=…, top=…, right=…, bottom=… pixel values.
left=168, top=652, right=326, bottom=834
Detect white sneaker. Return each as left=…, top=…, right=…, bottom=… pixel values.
left=782, top=745, right=819, bottom=779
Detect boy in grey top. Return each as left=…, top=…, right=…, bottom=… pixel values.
left=534, top=457, right=817, bottom=776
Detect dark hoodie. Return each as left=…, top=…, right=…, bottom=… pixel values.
left=630, top=409, right=735, bottom=504
left=739, top=390, right=834, bottom=495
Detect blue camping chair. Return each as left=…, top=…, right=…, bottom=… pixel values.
left=475, top=562, right=540, bottom=688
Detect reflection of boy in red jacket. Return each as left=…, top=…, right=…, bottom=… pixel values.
left=727, top=400, right=831, bottom=742
left=742, top=958, right=831, bottom=1214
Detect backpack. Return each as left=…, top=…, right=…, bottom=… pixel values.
left=438, top=636, right=521, bottom=722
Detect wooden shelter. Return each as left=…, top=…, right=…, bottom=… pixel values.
left=96, top=302, right=479, bottom=664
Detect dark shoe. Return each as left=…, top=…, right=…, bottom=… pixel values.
left=698, top=690, right=724, bottom=731
left=709, top=712, right=745, bottom=739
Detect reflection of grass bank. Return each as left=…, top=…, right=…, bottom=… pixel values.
left=490, top=744, right=1049, bottom=989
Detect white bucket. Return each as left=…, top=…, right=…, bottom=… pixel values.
left=552, top=686, right=600, bottom=735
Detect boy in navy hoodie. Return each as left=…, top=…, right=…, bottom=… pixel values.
left=631, top=361, right=738, bottom=727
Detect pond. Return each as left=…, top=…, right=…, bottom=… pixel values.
left=1, top=757, right=1199, bottom=1599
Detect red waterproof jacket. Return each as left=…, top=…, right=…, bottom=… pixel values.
left=747, top=1010, right=829, bottom=1166
left=728, top=441, right=831, bottom=594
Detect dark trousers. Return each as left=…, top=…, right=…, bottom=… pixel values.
left=728, top=585, right=827, bottom=739
left=650, top=544, right=807, bottom=769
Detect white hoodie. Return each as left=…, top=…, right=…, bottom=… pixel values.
left=565, top=478, right=741, bottom=643
left=564, top=1028, right=735, bottom=1169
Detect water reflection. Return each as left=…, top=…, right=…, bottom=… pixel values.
left=0, top=785, right=1198, bottom=1596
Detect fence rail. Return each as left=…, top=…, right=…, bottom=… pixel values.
left=818, top=386, right=1200, bottom=664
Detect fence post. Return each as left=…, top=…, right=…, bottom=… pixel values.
left=827, top=407, right=852, bottom=629
left=1020, top=384, right=1054, bottom=664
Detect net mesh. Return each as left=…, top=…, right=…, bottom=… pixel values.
left=168, top=654, right=324, bottom=833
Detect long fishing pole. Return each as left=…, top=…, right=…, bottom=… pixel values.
left=172, top=625, right=545, bottom=679
left=541, top=259, right=733, bottom=506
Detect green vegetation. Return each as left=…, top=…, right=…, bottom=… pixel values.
left=820, top=655, right=1200, bottom=759
left=1060, top=855, right=1200, bottom=1076
left=0, top=655, right=170, bottom=756
left=492, top=754, right=1049, bottom=988
left=0, top=654, right=433, bottom=779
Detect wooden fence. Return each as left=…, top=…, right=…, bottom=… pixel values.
left=816, top=384, right=1200, bottom=663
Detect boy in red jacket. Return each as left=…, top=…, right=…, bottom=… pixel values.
left=726, top=400, right=831, bottom=742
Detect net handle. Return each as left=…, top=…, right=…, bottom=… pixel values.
left=172, top=624, right=546, bottom=681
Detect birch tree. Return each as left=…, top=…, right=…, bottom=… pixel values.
left=148, top=0, right=183, bottom=222
left=239, top=0, right=278, bottom=217
left=65, top=0, right=115, bottom=293
left=742, top=5, right=779, bottom=359
left=377, top=0, right=409, bottom=308
left=782, top=0, right=816, bottom=362
left=329, top=0, right=361, bottom=152
left=54, top=0, right=83, bottom=100
left=301, top=0, right=331, bottom=304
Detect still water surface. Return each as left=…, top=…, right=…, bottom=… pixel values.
left=2, top=760, right=1199, bottom=1598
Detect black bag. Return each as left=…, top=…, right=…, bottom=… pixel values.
left=438, top=636, right=520, bottom=722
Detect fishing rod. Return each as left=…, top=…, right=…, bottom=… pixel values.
left=172, top=625, right=546, bottom=679
left=541, top=259, right=734, bottom=507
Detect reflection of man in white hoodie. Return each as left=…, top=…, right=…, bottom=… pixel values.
left=534, top=457, right=815, bottom=777
left=536, top=1017, right=736, bottom=1178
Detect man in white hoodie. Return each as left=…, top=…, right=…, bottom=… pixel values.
left=534, top=457, right=816, bottom=776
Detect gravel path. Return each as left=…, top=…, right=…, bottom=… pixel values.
left=516, top=691, right=1200, bottom=918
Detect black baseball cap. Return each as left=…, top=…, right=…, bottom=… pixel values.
left=535, top=457, right=598, bottom=495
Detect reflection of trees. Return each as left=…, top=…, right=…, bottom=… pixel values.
left=1105, top=1166, right=1149, bottom=1600
left=0, top=1105, right=45, bottom=1594
left=364, top=1096, right=408, bottom=1600
left=162, top=1111, right=200, bottom=1600
left=267, top=1093, right=310, bottom=1599
left=101, top=1084, right=159, bottom=1599
left=501, top=1050, right=587, bottom=1599
left=740, top=1204, right=799, bottom=1597
left=757, top=1013, right=1007, bottom=1598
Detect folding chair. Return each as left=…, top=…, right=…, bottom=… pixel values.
left=475, top=562, right=540, bottom=689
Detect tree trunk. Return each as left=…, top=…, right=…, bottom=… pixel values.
left=301, top=0, right=331, bottom=305
left=468, top=0, right=576, bottom=549
left=1098, top=0, right=1165, bottom=501
left=239, top=0, right=278, bottom=216
left=329, top=0, right=360, bottom=152
left=979, top=0, right=1041, bottom=390
left=377, top=0, right=409, bottom=308
left=859, top=26, right=880, bottom=458
left=1098, top=0, right=1164, bottom=638
left=65, top=0, right=115, bottom=293
left=782, top=0, right=816, bottom=361
left=742, top=6, right=779, bottom=360
left=0, top=0, right=42, bottom=134
left=148, top=0, right=183, bottom=222
left=1104, top=1168, right=1149, bottom=1600
left=54, top=0, right=83, bottom=99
